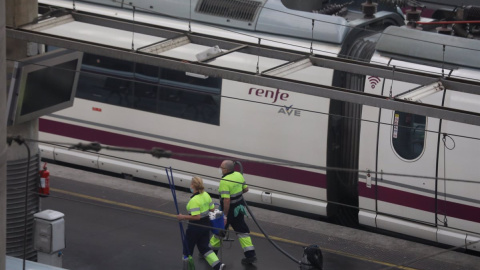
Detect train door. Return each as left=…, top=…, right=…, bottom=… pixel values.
left=327, top=38, right=377, bottom=226
left=437, top=72, right=480, bottom=247
left=375, top=60, right=447, bottom=241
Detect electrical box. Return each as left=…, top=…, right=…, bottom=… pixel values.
left=34, top=210, right=66, bottom=254
left=261, top=191, right=272, bottom=204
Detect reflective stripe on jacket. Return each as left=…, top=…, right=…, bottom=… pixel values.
left=187, top=191, right=215, bottom=223
left=219, top=171, right=248, bottom=207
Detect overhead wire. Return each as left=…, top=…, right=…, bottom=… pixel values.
left=16, top=135, right=480, bottom=187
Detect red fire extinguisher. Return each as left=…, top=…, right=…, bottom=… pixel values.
left=39, top=162, right=50, bottom=197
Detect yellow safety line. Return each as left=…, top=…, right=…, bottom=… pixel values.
left=51, top=188, right=418, bottom=270
left=51, top=188, right=177, bottom=218
left=249, top=231, right=417, bottom=270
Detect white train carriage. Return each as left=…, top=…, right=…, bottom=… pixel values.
left=36, top=0, right=480, bottom=250
left=359, top=26, right=480, bottom=249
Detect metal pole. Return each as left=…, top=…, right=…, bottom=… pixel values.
left=0, top=0, right=8, bottom=268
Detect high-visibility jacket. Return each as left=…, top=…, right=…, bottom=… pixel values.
left=187, top=191, right=214, bottom=224
left=219, top=171, right=247, bottom=209
left=211, top=171, right=256, bottom=258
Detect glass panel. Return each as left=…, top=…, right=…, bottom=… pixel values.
left=158, top=69, right=221, bottom=125
left=76, top=54, right=134, bottom=107
left=76, top=54, right=221, bottom=125
left=392, top=112, right=426, bottom=160
left=133, top=63, right=159, bottom=113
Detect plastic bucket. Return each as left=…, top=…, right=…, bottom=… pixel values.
left=210, top=214, right=225, bottom=235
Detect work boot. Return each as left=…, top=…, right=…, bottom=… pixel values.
left=241, top=256, right=257, bottom=264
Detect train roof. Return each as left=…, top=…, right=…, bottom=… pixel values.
left=41, top=0, right=406, bottom=45
left=377, top=26, right=480, bottom=69
left=39, top=0, right=344, bottom=55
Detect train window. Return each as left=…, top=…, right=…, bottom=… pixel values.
left=76, top=54, right=221, bottom=125
left=77, top=54, right=134, bottom=107
left=392, top=112, right=426, bottom=160
left=133, top=63, right=159, bottom=113
left=157, top=69, right=221, bottom=125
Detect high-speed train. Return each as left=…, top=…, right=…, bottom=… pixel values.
left=36, top=0, right=480, bottom=251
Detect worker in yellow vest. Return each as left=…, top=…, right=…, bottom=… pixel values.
left=178, top=176, right=225, bottom=270
left=209, top=160, right=257, bottom=264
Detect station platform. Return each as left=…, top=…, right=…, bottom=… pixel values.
left=38, top=163, right=480, bottom=270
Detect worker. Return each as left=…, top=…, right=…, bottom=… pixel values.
left=177, top=176, right=225, bottom=270
left=209, top=160, right=257, bottom=264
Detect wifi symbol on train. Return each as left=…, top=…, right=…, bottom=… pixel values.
left=368, top=76, right=381, bottom=89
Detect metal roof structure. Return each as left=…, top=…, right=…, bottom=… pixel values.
left=6, top=5, right=480, bottom=125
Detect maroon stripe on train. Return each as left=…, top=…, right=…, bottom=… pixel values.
left=40, top=118, right=326, bottom=188
left=359, top=182, right=480, bottom=223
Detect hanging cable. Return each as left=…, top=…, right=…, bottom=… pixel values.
left=389, top=65, right=395, bottom=99
left=256, top=38, right=261, bottom=74
left=441, top=45, right=445, bottom=78
left=188, top=0, right=192, bottom=33
left=310, top=19, right=314, bottom=54
left=233, top=161, right=314, bottom=268
left=439, top=133, right=455, bottom=226
left=12, top=136, right=480, bottom=186
left=7, top=135, right=32, bottom=270
left=131, top=6, right=136, bottom=51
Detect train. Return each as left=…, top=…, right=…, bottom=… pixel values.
left=36, top=0, right=480, bottom=251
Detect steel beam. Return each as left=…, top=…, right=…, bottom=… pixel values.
left=7, top=28, right=480, bottom=126
left=309, top=56, right=480, bottom=96
left=34, top=12, right=480, bottom=95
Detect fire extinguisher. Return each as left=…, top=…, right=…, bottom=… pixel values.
left=39, top=162, right=50, bottom=197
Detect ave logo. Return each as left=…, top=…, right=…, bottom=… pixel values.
left=246, top=87, right=300, bottom=117
left=278, top=105, right=301, bottom=117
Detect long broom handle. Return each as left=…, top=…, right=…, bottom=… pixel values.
left=166, top=167, right=187, bottom=245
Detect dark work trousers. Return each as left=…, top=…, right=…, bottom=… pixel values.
left=184, top=220, right=212, bottom=256
left=226, top=209, right=256, bottom=258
